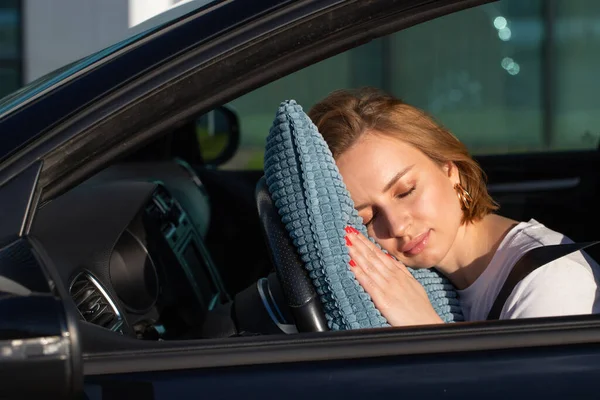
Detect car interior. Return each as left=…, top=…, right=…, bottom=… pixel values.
left=25, top=0, right=600, bottom=352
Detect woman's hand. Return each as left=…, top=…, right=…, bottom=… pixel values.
left=345, top=226, right=443, bottom=327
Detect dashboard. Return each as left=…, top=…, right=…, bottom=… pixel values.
left=31, top=161, right=231, bottom=341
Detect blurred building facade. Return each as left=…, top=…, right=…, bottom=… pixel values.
left=0, top=0, right=191, bottom=94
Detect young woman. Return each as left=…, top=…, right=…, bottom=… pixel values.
left=309, top=87, right=600, bottom=326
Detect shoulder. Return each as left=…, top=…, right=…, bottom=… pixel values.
left=501, top=249, right=600, bottom=319
left=497, top=219, right=600, bottom=319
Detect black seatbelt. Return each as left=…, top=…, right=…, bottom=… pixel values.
left=486, top=241, right=600, bottom=320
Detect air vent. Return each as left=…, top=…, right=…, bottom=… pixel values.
left=69, top=272, right=123, bottom=333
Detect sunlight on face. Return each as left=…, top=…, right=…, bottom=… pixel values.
left=336, top=132, right=464, bottom=268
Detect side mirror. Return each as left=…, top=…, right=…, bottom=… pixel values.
left=195, top=105, right=240, bottom=167
left=0, top=238, right=83, bottom=398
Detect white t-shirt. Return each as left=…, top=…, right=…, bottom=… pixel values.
left=457, top=219, right=600, bottom=321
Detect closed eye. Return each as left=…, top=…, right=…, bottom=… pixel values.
left=396, top=186, right=416, bottom=199
left=364, top=187, right=415, bottom=226
left=364, top=211, right=377, bottom=227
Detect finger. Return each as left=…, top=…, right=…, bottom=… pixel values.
left=347, top=240, right=393, bottom=289
left=346, top=227, right=413, bottom=278
left=349, top=262, right=383, bottom=296
left=346, top=235, right=387, bottom=276
left=353, top=233, right=397, bottom=269
left=347, top=230, right=403, bottom=275
left=350, top=263, right=399, bottom=314
left=382, top=250, right=414, bottom=278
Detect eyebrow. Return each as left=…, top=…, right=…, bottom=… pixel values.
left=355, top=165, right=415, bottom=211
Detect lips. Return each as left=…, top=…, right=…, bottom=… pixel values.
left=401, top=230, right=431, bottom=256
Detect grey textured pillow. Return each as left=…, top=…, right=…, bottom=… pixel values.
left=263, top=100, right=463, bottom=330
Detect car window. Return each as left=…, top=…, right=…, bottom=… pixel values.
left=222, top=0, right=600, bottom=170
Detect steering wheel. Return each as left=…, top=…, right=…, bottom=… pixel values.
left=255, top=177, right=328, bottom=332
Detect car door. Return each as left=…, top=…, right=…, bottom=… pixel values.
left=2, top=0, right=600, bottom=399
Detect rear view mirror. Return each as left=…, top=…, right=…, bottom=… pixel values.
left=196, top=106, right=240, bottom=166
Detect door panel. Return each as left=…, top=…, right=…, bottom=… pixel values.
left=85, top=344, right=600, bottom=399
left=477, top=150, right=600, bottom=249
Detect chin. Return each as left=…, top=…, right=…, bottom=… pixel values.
left=403, top=261, right=437, bottom=270
left=400, top=251, right=442, bottom=270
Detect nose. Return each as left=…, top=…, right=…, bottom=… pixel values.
left=378, top=206, right=411, bottom=239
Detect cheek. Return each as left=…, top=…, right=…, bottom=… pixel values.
left=414, top=179, right=463, bottom=243
left=406, top=183, right=463, bottom=267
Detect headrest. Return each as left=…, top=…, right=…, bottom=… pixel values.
left=263, top=100, right=463, bottom=330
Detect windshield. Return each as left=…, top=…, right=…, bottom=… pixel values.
left=0, top=0, right=217, bottom=117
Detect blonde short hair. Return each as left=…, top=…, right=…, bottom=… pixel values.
left=308, top=87, right=498, bottom=223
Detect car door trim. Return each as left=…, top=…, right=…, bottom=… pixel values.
left=83, top=315, right=600, bottom=375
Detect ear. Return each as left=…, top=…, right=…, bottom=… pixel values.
left=443, top=161, right=461, bottom=185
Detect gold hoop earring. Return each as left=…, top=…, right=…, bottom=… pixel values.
left=454, top=183, right=473, bottom=211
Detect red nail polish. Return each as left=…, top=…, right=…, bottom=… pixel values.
left=349, top=260, right=357, bottom=267
left=344, top=226, right=353, bottom=234
left=386, top=253, right=394, bottom=259
left=345, top=236, right=352, bottom=246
